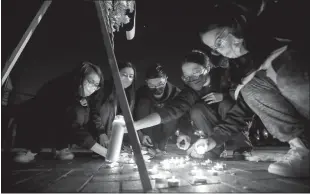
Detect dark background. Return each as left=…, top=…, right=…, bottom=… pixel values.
left=2, top=0, right=308, bottom=104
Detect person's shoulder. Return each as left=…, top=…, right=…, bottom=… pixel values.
left=136, top=85, right=149, bottom=98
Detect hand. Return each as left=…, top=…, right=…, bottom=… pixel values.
left=187, top=138, right=216, bottom=155
left=176, top=135, right=191, bottom=150
left=142, top=135, right=153, bottom=147
left=189, top=148, right=205, bottom=159
left=202, top=92, right=224, bottom=104
left=99, top=134, right=109, bottom=148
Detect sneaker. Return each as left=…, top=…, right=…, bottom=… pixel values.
left=268, top=138, right=310, bottom=177
left=54, top=148, right=74, bottom=160
left=14, top=150, right=37, bottom=163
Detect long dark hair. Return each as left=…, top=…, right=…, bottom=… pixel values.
left=73, top=61, right=104, bottom=95
left=112, top=61, right=137, bottom=113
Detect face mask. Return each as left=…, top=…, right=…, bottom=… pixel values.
left=121, top=78, right=133, bottom=89
left=149, top=85, right=166, bottom=96
left=186, top=73, right=209, bottom=91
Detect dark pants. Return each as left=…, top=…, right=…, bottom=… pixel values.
left=142, top=119, right=178, bottom=151
left=190, top=99, right=252, bottom=150
left=138, top=102, right=178, bottom=151
left=241, top=66, right=309, bottom=145
left=19, top=102, right=91, bottom=152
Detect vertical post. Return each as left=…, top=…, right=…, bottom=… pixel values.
left=1, top=1, right=52, bottom=86
left=94, top=1, right=153, bottom=192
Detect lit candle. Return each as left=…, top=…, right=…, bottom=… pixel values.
left=162, top=161, right=171, bottom=170
left=107, top=162, right=119, bottom=168
left=214, top=163, right=225, bottom=171
left=193, top=175, right=207, bottom=184
left=148, top=165, right=158, bottom=175
left=209, top=168, right=218, bottom=176
left=167, top=176, right=180, bottom=187
left=196, top=145, right=206, bottom=155
left=190, top=167, right=200, bottom=176
left=153, top=173, right=166, bottom=183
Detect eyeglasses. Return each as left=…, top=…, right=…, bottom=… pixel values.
left=147, top=79, right=167, bottom=89
left=181, top=68, right=209, bottom=83
left=210, top=28, right=230, bottom=52
left=86, top=79, right=100, bottom=90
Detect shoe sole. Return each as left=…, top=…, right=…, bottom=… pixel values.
left=268, top=164, right=310, bottom=178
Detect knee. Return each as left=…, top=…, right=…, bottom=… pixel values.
left=190, top=103, right=205, bottom=121
left=218, top=99, right=234, bottom=119
left=68, top=106, right=89, bottom=125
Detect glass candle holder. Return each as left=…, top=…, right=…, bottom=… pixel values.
left=106, top=120, right=125, bottom=162
left=167, top=176, right=180, bottom=187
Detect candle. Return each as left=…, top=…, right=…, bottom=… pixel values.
left=106, top=120, right=125, bottom=162
left=153, top=173, right=166, bottom=183
left=148, top=165, right=158, bottom=175
left=162, top=161, right=171, bottom=170
left=196, top=145, right=206, bottom=155
left=107, top=162, right=119, bottom=168
left=214, top=163, right=226, bottom=171
left=190, top=167, right=201, bottom=176
left=209, top=168, right=218, bottom=176
left=167, top=176, right=180, bottom=187
left=193, top=175, right=207, bottom=184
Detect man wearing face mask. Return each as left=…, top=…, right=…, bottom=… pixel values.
left=134, top=63, right=190, bottom=154
left=132, top=51, right=252, bottom=159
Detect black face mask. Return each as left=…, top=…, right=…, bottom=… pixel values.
left=186, top=73, right=209, bottom=91
left=149, top=85, right=166, bottom=96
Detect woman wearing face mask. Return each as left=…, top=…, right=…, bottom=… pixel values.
left=195, top=12, right=309, bottom=178
left=14, top=62, right=108, bottom=163
left=134, top=63, right=191, bottom=154
left=131, top=50, right=252, bottom=159
left=92, top=61, right=136, bottom=149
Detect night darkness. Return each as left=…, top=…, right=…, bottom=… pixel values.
left=1, top=0, right=308, bottom=104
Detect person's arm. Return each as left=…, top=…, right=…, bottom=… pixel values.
left=134, top=112, right=162, bottom=130
left=89, top=89, right=106, bottom=135
left=209, top=95, right=254, bottom=147
left=90, top=142, right=107, bottom=157
left=134, top=88, right=198, bottom=131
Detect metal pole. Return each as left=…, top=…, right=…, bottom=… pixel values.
left=1, top=1, right=52, bottom=86
left=94, top=1, right=153, bottom=192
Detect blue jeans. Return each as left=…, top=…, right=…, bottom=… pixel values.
left=241, top=63, right=309, bottom=143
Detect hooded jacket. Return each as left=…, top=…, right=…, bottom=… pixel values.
left=156, top=68, right=232, bottom=124
left=23, top=70, right=102, bottom=149
left=90, top=79, right=134, bottom=137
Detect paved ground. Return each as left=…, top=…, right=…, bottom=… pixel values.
left=2, top=144, right=310, bottom=193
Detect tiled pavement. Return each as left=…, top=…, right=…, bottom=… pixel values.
left=2, top=145, right=310, bottom=193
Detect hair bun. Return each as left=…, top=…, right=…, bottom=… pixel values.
left=146, top=63, right=167, bottom=79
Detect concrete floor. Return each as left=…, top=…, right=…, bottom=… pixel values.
left=2, top=144, right=310, bottom=193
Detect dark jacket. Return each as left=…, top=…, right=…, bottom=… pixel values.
left=91, top=79, right=134, bottom=136
left=135, top=82, right=188, bottom=138
left=135, top=82, right=180, bottom=113
left=157, top=68, right=232, bottom=123
left=27, top=71, right=101, bottom=149
left=210, top=44, right=308, bottom=146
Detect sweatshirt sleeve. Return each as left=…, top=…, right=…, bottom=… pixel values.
left=88, top=87, right=107, bottom=136
left=157, top=88, right=198, bottom=124
left=72, top=120, right=97, bottom=149
left=210, top=96, right=254, bottom=146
